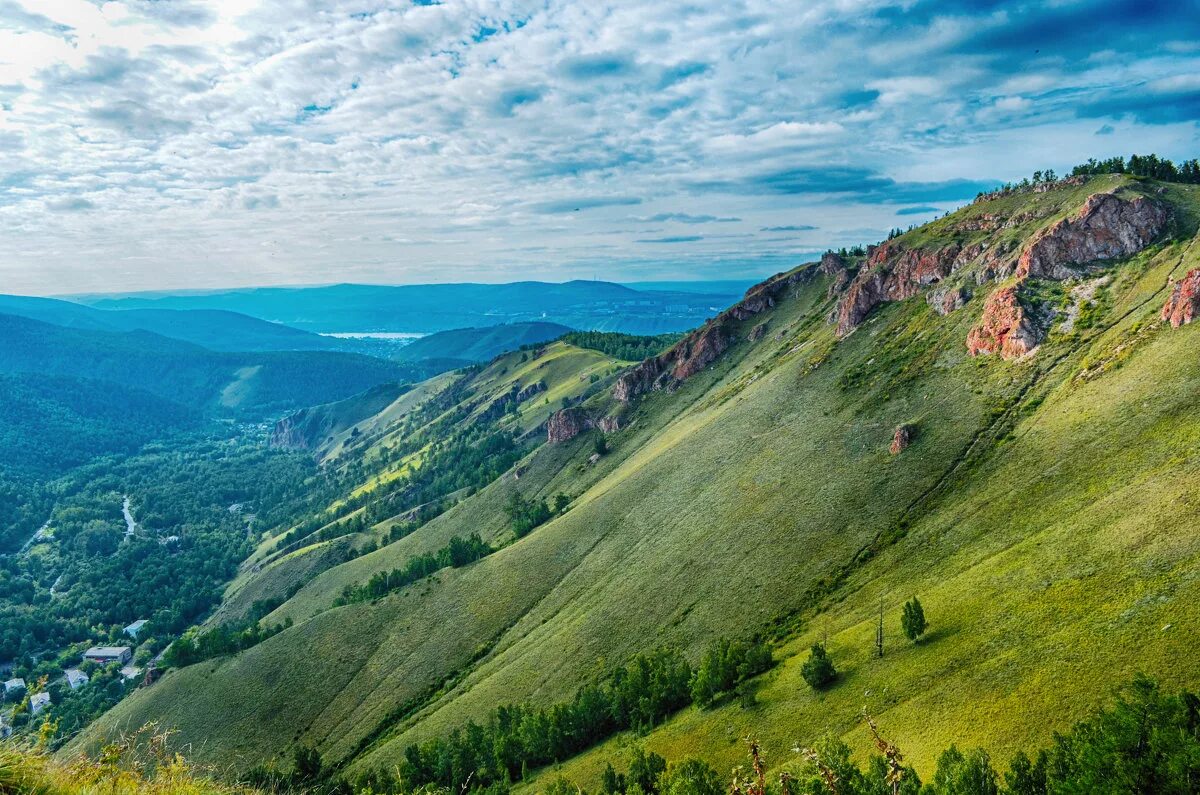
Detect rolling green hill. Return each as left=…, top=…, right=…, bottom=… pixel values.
left=70, top=173, right=1200, bottom=790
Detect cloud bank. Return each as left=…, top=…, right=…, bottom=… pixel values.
left=0, top=0, right=1196, bottom=294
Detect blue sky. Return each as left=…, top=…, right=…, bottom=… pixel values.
left=0, top=0, right=1197, bottom=294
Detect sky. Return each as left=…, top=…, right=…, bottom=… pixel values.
left=1, top=0, right=1198, bottom=295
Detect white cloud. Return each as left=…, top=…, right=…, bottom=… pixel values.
left=0, top=0, right=1195, bottom=294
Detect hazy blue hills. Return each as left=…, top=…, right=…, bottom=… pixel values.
left=71, top=280, right=741, bottom=335
left=0, top=313, right=413, bottom=417
left=395, top=322, right=572, bottom=364
left=0, top=294, right=340, bottom=353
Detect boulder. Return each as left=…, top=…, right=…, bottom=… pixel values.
left=889, top=424, right=915, bottom=455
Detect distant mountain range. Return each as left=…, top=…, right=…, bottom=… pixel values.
left=67, top=280, right=744, bottom=335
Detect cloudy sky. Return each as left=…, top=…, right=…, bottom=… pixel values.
left=1, top=0, right=1198, bottom=295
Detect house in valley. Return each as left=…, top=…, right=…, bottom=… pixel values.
left=2, top=678, right=25, bottom=698
left=83, top=646, right=132, bottom=666
left=30, top=691, right=50, bottom=715
left=123, top=619, right=148, bottom=639
left=65, top=668, right=89, bottom=690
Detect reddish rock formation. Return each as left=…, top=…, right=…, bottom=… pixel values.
left=819, top=250, right=847, bottom=275
left=614, top=264, right=814, bottom=402
left=547, top=407, right=592, bottom=443
left=1162, top=269, right=1200, bottom=328
left=889, top=424, right=915, bottom=455
left=1017, top=193, right=1167, bottom=280
left=966, top=285, right=1040, bottom=359
left=834, top=242, right=962, bottom=336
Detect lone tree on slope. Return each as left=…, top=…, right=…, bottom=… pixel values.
left=801, top=644, right=837, bottom=690
left=901, top=597, right=928, bottom=643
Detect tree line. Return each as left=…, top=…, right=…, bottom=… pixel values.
left=557, top=332, right=683, bottom=363
left=333, top=533, right=492, bottom=607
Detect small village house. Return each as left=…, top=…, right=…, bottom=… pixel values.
left=65, top=668, right=89, bottom=690
left=83, top=646, right=132, bottom=665
left=123, top=619, right=148, bottom=639
left=30, top=691, right=50, bottom=715
left=3, top=677, right=25, bottom=697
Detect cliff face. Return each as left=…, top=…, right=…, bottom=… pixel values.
left=968, top=192, right=1168, bottom=360
left=546, top=407, right=592, bottom=443
left=270, top=412, right=313, bottom=451
left=1162, top=269, right=1200, bottom=328
left=1017, top=193, right=1168, bottom=280
left=613, top=266, right=813, bottom=402
left=834, top=241, right=974, bottom=336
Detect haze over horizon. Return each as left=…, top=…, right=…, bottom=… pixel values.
left=2, top=0, right=1198, bottom=296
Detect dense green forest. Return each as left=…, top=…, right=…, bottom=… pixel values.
left=0, top=430, right=342, bottom=743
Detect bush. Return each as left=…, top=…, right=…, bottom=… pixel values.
left=800, top=644, right=836, bottom=690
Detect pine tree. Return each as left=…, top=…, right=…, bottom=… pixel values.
left=801, top=644, right=836, bottom=689
left=901, top=597, right=927, bottom=643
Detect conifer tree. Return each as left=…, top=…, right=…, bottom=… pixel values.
left=901, top=597, right=928, bottom=643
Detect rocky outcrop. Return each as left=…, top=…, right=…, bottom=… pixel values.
left=269, top=414, right=311, bottom=451
left=967, top=192, right=1168, bottom=360
left=819, top=250, right=847, bottom=275
left=834, top=242, right=964, bottom=336
left=928, top=285, right=971, bottom=315
left=515, top=380, right=547, bottom=402
left=547, top=407, right=622, bottom=442
left=597, top=415, right=621, bottom=433
left=547, top=407, right=592, bottom=443
left=615, top=264, right=815, bottom=402
left=1162, top=269, right=1200, bottom=328
left=748, top=321, right=769, bottom=341
left=889, top=424, right=915, bottom=455
left=1017, top=193, right=1168, bottom=280
left=966, top=286, right=1040, bottom=359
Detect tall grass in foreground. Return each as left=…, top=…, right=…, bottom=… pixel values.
left=0, top=723, right=260, bottom=795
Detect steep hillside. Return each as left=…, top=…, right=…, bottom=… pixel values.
left=74, top=174, right=1200, bottom=788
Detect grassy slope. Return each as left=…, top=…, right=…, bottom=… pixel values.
left=530, top=209, right=1200, bottom=785
left=74, top=179, right=1200, bottom=788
